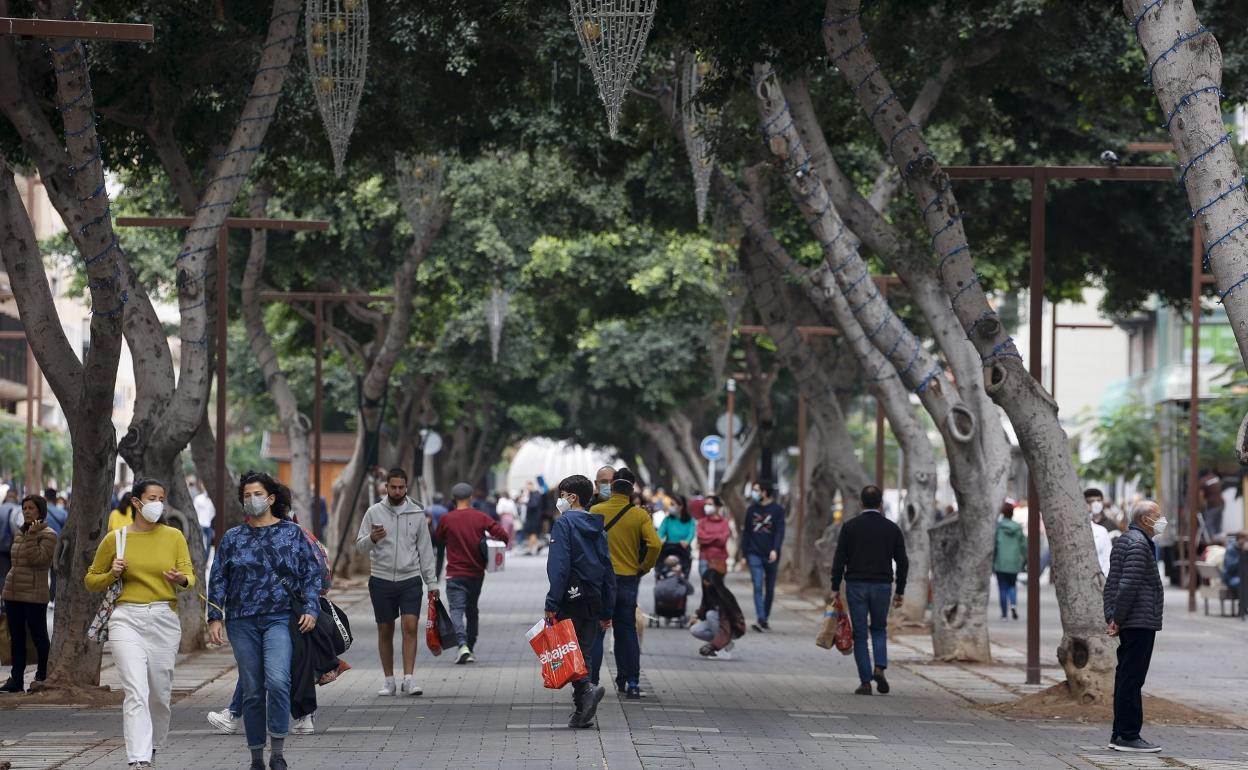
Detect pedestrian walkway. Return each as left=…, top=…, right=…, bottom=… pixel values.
left=2, top=557, right=1247, bottom=769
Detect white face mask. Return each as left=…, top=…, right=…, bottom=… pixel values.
left=704, top=504, right=716, bottom=515
left=1090, top=501, right=1104, bottom=514
left=555, top=496, right=571, bottom=514
left=245, top=495, right=270, bottom=517
left=139, top=501, right=163, bottom=523
left=1150, top=516, right=1168, bottom=537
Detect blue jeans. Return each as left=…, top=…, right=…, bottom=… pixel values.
left=746, top=553, right=778, bottom=624
left=227, top=613, right=292, bottom=749
left=591, top=574, right=640, bottom=689
left=446, top=576, right=483, bottom=650
left=846, top=582, right=892, bottom=686
left=995, top=572, right=1018, bottom=618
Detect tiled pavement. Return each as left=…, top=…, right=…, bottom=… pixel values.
left=2, top=557, right=1247, bottom=770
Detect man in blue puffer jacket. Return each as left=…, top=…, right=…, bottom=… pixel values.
left=1103, top=500, right=1167, bottom=754
left=544, top=474, right=615, bottom=730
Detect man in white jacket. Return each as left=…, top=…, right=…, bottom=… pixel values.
left=356, top=468, right=438, bottom=696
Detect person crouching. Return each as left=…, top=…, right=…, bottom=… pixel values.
left=693, top=563, right=746, bottom=659
left=544, top=475, right=615, bottom=728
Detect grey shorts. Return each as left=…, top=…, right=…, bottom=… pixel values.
left=368, top=575, right=424, bottom=624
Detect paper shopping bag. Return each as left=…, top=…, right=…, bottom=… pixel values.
left=525, top=618, right=588, bottom=690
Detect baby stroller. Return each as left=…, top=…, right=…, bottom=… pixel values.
left=649, top=546, right=693, bottom=628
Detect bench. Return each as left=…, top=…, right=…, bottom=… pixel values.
left=1196, top=561, right=1240, bottom=617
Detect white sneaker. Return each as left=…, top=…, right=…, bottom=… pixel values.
left=290, top=714, right=314, bottom=735
left=377, top=679, right=397, bottom=696
left=400, top=676, right=422, bottom=696
left=456, top=645, right=474, bottom=664
left=206, top=707, right=238, bottom=734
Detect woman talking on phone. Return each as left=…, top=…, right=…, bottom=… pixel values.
left=207, top=471, right=323, bottom=770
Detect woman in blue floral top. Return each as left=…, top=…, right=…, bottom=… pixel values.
left=208, top=471, right=322, bottom=770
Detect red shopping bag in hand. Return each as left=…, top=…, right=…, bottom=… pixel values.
left=834, top=596, right=853, bottom=655
left=426, top=595, right=444, bottom=656
left=526, top=618, right=587, bottom=690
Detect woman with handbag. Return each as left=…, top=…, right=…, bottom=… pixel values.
left=1, top=494, right=57, bottom=693
left=85, top=478, right=194, bottom=769
left=207, top=471, right=322, bottom=770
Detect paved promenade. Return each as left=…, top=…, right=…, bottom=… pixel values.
left=2, top=556, right=1247, bottom=769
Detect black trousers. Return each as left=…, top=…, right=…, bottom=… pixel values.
left=1113, top=628, right=1156, bottom=740
left=556, top=608, right=601, bottom=689
left=6, top=600, right=49, bottom=683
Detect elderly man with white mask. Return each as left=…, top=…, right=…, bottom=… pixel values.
left=1103, top=500, right=1167, bottom=754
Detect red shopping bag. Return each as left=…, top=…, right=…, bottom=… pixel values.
left=426, top=595, right=444, bottom=656
left=526, top=618, right=588, bottom=690
left=834, top=596, right=853, bottom=655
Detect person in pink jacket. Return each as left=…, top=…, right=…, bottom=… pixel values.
left=695, top=496, right=733, bottom=577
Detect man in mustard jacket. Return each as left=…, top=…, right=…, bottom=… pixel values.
left=589, top=466, right=661, bottom=699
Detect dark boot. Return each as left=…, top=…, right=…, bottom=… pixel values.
left=579, top=684, right=606, bottom=728
left=0, top=677, right=24, bottom=694
left=568, top=680, right=592, bottom=728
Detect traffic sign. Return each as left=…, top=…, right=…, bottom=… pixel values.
left=700, top=435, right=724, bottom=462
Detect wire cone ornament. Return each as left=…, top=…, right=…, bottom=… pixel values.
left=395, top=154, right=447, bottom=236
left=306, top=0, right=369, bottom=177
left=569, top=0, right=658, bottom=139
left=486, top=284, right=511, bottom=364
left=680, top=52, right=715, bottom=224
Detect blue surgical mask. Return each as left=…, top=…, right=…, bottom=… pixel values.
left=750, top=490, right=761, bottom=503
left=599, top=483, right=612, bottom=499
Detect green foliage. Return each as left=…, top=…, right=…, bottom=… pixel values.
left=1079, top=397, right=1157, bottom=495
left=0, top=423, right=72, bottom=487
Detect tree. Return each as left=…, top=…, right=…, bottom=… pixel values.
left=0, top=0, right=129, bottom=689
left=821, top=0, right=1112, bottom=697
left=1126, top=0, right=1248, bottom=463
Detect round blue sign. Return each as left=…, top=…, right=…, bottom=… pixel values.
left=700, top=435, right=724, bottom=461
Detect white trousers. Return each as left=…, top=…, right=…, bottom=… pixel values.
left=108, top=602, right=181, bottom=763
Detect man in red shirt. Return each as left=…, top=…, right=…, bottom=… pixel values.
left=439, top=482, right=510, bottom=663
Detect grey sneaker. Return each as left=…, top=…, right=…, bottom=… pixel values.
left=1109, top=737, right=1161, bottom=753
left=206, top=708, right=237, bottom=734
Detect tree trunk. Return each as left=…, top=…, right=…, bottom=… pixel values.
left=0, top=18, right=129, bottom=687
left=241, top=188, right=313, bottom=517
left=1127, top=0, right=1248, bottom=460
left=824, top=0, right=1111, bottom=697
left=751, top=65, right=999, bottom=658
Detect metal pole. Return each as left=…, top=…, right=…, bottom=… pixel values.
left=1187, top=228, right=1202, bottom=613
left=1025, top=169, right=1046, bottom=686
left=313, top=297, right=324, bottom=542
left=214, top=227, right=228, bottom=546
left=1050, top=302, right=1058, bottom=397
left=875, top=399, right=885, bottom=487
left=726, top=378, right=736, bottom=469
left=24, top=343, right=35, bottom=493
left=797, top=394, right=807, bottom=577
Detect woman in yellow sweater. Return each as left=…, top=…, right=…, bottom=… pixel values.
left=86, top=478, right=194, bottom=769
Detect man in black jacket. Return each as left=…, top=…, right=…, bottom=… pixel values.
left=830, top=486, right=908, bottom=696
left=1104, top=500, right=1167, bottom=753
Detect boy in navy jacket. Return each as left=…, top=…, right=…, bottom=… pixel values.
left=544, top=475, right=615, bottom=729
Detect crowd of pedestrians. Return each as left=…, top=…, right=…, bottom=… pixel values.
left=0, top=453, right=1234, bottom=763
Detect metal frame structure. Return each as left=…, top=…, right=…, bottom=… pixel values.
left=943, top=163, right=1176, bottom=685
left=256, top=290, right=395, bottom=541
left=116, top=216, right=329, bottom=543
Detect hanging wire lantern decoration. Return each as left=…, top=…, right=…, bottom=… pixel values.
left=486, top=284, right=511, bottom=364
left=569, top=0, right=658, bottom=139
left=680, top=52, right=715, bottom=224
left=395, top=154, right=447, bottom=236
left=306, top=0, right=369, bottom=177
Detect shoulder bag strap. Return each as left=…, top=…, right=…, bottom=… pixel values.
left=116, top=526, right=126, bottom=559
left=605, top=505, right=632, bottom=532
